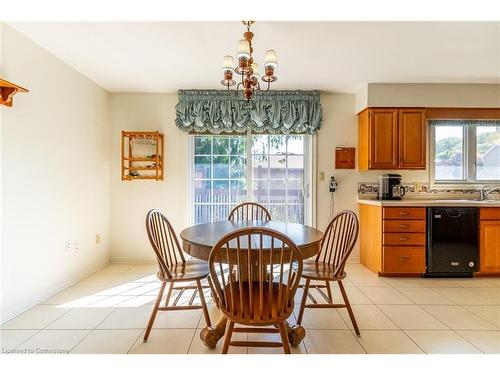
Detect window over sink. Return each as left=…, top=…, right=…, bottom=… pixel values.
left=430, top=120, right=500, bottom=184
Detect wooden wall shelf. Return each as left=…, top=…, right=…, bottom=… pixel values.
left=121, top=131, right=164, bottom=181
left=0, top=78, right=29, bottom=107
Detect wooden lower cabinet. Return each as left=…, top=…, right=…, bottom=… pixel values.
left=479, top=209, right=500, bottom=274
left=361, top=205, right=500, bottom=277
left=360, top=204, right=426, bottom=276
left=382, top=246, right=426, bottom=273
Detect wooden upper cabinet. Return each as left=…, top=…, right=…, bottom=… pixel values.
left=358, top=108, right=427, bottom=170
left=398, top=109, right=426, bottom=169
left=369, top=109, right=398, bottom=169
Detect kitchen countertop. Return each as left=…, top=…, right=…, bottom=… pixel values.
left=358, top=198, right=500, bottom=207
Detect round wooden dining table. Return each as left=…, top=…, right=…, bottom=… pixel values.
left=179, top=220, right=324, bottom=349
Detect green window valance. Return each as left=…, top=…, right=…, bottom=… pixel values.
left=429, top=119, right=500, bottom=126
left=175, top=90, right=322, bottom=135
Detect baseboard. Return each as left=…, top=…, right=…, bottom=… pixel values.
left=109, top=258, right=156, bottom=264
left=109, top=257, right=362, bottom=264
left=1, top=260, right=110, bottom=325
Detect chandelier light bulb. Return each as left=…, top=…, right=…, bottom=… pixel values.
left=222, top=55, right=235, bottom=71
left=237, top=39, right=251, bottom=58
left=264, top=50, right=278, bottom=67
left=251, top=63, right=260, bottom=78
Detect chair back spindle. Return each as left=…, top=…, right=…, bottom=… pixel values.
left=228, top=202, right=271, bottom=221
left=145, top=209, right=186, bottom=279
left=316, top=210, right=359, bottom=278
left=209, top=227, right=302, bottom=324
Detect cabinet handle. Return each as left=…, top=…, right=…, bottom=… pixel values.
left=400, top=257, right=410, bottom=261
left=399, top=212, right=410, bottom=216
left=399, top=236, right=410, bottom=241
left=399, top=224, right=409, bottom=228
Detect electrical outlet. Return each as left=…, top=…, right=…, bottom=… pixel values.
left=96, top=234, right=101, bottom=245
left=319, top=172, right=325, bottom=181
left=65, top=240, right=71, bottom=252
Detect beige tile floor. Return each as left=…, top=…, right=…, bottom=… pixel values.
left=1, top=262, right=500, bottom=354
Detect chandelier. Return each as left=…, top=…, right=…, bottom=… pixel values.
left=220, top=21, right=278, bottom=102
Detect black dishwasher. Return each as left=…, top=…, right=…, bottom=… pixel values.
left=426, top=207, right=479, bottom=277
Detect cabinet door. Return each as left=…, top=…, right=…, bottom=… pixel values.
left=398, top=109, right=426, bottom=169
left=480, top=220, right=500, bottom=273
left=369, top=109, right=398, bottom=169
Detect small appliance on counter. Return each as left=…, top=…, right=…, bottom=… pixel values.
left=426, top=207, right=479, bottom=277
left=377, top=174, right=406, bottom=200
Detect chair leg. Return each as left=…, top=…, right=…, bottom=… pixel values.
left=196, top=278, right=212, bottom=327
left=221, top=320, right=235, bottom=354
left=338, top=280, right=360, bottom=336
left=296, top=278, right=310, bottom=326
left=143, top=281, right=167, bottom=342
left=278, top=322, right=291, bottom=354
left=325, top=281, right=333, bottom=303
left=163, top=281, right=173, bottom=307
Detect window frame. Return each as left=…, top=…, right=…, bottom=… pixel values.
left=430, top=122, right=500, bottom=187
left=187, top=130, right=314, bottom=226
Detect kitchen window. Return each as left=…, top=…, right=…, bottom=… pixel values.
left=189, top=133, right=313, bottom=225
left=430, top=120, right=500, bottom=184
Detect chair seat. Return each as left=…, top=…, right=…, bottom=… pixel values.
left=301, top=260, right=346, bottom=281
left=157, top=260, right=209, bottom=282
left=220, top=281, right=294, bottom=325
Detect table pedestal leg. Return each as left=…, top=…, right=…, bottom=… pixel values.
left=285, top=321, right=306, bottom=347
left=200, top=315, right=227, bottom=349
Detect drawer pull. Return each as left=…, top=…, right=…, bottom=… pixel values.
left=400, top=257, right=410, bottom=261
left=399, top=236, right=410, bottom=241
left=399, top=224, right=409, bottom=228
left=399, top=212, right=410, bottom=216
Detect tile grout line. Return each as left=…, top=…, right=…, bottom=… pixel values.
left=68, top=307, right=118, bottom=353
left=421, top=304, right=498, bottom=331
left=126, top=329, right=146, bottom=354
left=452, top=330, right=487, bottom=354
left=186, top=308, right=205, bottom=354
left=460, top=305, right=500, bottom=329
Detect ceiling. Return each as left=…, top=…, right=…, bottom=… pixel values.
left=9, top=21, right=500, bottom=93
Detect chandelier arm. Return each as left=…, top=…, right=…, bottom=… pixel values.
left=260, top=80, right=271, bottom=92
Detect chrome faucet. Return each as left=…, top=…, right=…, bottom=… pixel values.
left=479, top=185, right=500, bottom=200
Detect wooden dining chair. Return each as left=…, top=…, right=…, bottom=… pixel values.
left=228, top=202, right=271, bottom=221
left=144, top=209, right=212, bottom=342
left=296, top=210, right=361, bottom=335
left=208, top=227, right=303, bottom=354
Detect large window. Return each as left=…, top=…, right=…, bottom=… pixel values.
left=431, top=121, right=500, bottom=183
left=191, top=134, right=311, bottom=224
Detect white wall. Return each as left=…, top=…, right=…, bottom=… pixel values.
left=0, top=24, right=110, bottom=323
left=109, top=94, right=188, bottom=262
left=317, top=93, right=428, bottom=260
left=355, top=83, right=500, bottom=112
left=108, top=92, right=430, bottom=263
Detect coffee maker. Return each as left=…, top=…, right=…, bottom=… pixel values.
left=377, top=174, right=406, bottom=200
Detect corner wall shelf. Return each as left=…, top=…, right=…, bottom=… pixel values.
left=0, top=78, right=29, bottom=107
left=121, top=131, right=164, bottom=181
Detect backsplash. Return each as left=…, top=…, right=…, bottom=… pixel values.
left=357, top=182, right=500, bottom=199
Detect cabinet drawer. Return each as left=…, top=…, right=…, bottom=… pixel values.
left=383, top=232, right=426, bottom=246
left=480, top=208, right=500, bottom=221
left=383, top=246, right=426, bottom=273
left=383, top=207, right=426, bottom=220
left=383, top=220, right=426, bottom=233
